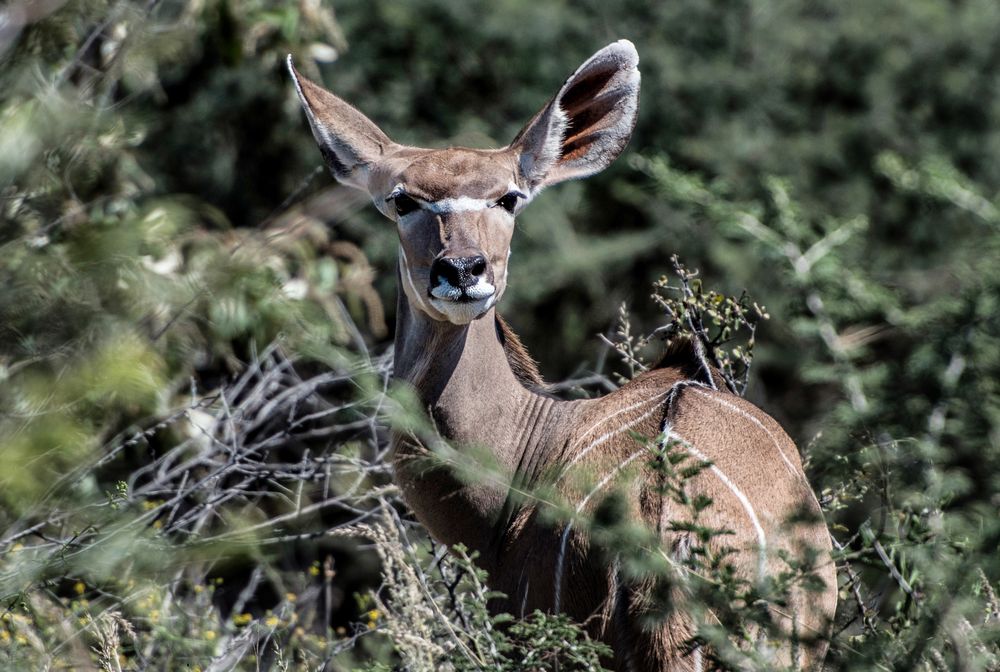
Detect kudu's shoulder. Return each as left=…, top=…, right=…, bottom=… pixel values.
left=567, top=349, right=803, bottom=476
left=613, top=364, right=808, bottom=486
left=627, top=364, right=796, bottom=449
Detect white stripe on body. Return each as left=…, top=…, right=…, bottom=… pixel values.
left=560, top=380, right=720, bottom=485
left=553, top=424, right=769, bottom=611
left=666, top=426, right=769, bottom=579
left=688, top=387, right=808, bottom=486
left=553, top=444, right=650, bottom=612
left=557, top=392, right=670, bottom=481
left=692, top=646, right=704, bottom=672
left=691, top=338, right=718, bottom=391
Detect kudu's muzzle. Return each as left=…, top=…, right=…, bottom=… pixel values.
left=428, top=253, right=495, bottom=302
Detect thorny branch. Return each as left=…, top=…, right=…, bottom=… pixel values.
left=603, top=255, right=767, bottom=398
left=0, top=338, right=399, bottom=664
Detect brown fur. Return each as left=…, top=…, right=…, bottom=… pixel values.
left=289, top=41, right=837, bottom=671
left=651, top=337, right=702, bottom=373
left=496, top=314, right=545, bottom=389
left=651, top=337, right=729, bottom=390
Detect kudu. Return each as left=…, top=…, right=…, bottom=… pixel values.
left=289, top=40, right=837, bottom=671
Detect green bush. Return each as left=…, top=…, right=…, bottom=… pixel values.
left=1, top=1, right=998, bottom=670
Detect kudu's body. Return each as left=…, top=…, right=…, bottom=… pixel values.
left=290, top=41, right=837, bottom=670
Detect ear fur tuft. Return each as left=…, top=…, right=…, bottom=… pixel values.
left=287, top=57, right=395, bottom=190
left=509, top=40, right=640, bottom=193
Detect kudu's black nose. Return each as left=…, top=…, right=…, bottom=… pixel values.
left=430, top=255, right=488, bottom=289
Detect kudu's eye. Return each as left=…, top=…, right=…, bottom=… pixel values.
left=496, top=192, right=521, bottom=214
left=391, top=194, right=420, bottom=217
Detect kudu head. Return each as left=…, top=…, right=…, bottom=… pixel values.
left=288, top=41, right=640, bottom=326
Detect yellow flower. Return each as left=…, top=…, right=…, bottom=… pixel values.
left=264, top=615, right=280, bottom=627
left=193, top=584, right=203, bottom=594
left=0, top=630, right=10, bottom=642
left=308, top=564, right=320, bottom=577
left=204, top=630, right=216, bottom=641
left=285, top=592, right=297, bottom=603
left=232, top=613, right=253, bottom=626
left=74, top=581, right=86, bottom=595
left=367, top=609, right=379, bottom=622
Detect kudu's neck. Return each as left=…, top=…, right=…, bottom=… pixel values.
left=391, top=265, right=568, bottom=566
left=393, top=287, right=516, bottom=406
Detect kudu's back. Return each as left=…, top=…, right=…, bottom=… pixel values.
left=542, top=361, right=837, bottom=670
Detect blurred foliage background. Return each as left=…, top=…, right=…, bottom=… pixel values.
left=1, top=0, right=999, bottom=669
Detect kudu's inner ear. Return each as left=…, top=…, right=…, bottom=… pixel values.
left=509, top=40, right=640, bottom=193
left=287, top=56, right=395, bottom=191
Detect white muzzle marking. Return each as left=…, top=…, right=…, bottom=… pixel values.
left=429, top=278, right=495, bottom=301
left=428, top=278, right=497, bottom=325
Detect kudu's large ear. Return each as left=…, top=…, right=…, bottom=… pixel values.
left=287, top=56, right=395, bottom=191
left=509, top=40, right=640, bottom=193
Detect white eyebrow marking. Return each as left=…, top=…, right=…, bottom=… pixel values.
left=386, top=183, right=527, bottom=215
left=422, top=196, right=496, bottom=213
